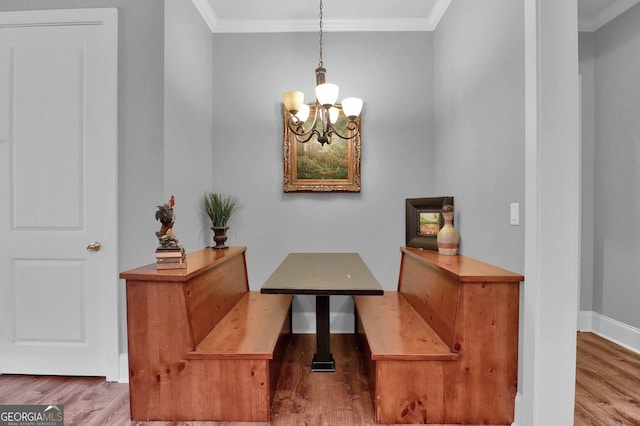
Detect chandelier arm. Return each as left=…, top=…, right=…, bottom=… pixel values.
left=326, top=120, right=361, bottom=141
left=294, top=129, right=322, bottom=144
left=286, top=116, right=321, bottom=144
left=285, top=102, right=321, bottom=138
left=346, top=119, right=360, bottom=133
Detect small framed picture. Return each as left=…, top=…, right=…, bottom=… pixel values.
left=406, top=196, right=453, bottom=251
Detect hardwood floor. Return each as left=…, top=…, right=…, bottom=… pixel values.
left=574, top=332, right=640, bottom=426
left=0, top=332, right=638, bottom=425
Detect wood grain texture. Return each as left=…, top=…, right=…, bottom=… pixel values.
left=120, top=246, right=248, bottom=282
left=185, top=253, right=250, bottom=347
left=400, top=247, right=525, bottom=282
left=190, top=292, right=293, bottom=360
left=121, top=247, right=292, bottom=422
left=398, top=251, right=461, bottom=350
left=354, top=293, right=458, bottom=361
left=0, top=332, right=636, bottom=425
left=574, top=332, right=640, bottom=426
left=271, top=334, right=376, bottom=425
left=444, top=280, right=520, bottom=424
left=357, top=248, right=522, bottom=424
left=125, top=279, right=195, bottom=420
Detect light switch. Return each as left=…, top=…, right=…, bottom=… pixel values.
left=510, top=203, right=519, bottom=226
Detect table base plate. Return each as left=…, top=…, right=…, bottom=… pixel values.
left=311, top=354, right=335, bottom=372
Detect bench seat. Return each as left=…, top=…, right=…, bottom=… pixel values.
left=120, top=247, right=293, bottom=422
left=354, top=292, right=457, bottom=361
left=188, top=292, right=292, bottom=360
left=354, top=247, right=523, bottom=425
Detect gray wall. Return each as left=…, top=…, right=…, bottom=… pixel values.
left=580, top=4, right=640, bottom=329
left=164, top=0, right=214, bottom=251
left=433, top=1, right=525, bottom=273
left=432, top=0, right=526, bottom=398
left=579, top=31, right=596, bottom=312
left=210, top=32, right=435, bottom=330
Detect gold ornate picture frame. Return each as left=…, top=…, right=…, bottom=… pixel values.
left=283, top=104, right=361, bottom=192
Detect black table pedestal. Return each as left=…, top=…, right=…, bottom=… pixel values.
left=311, top=295, right=335, bottom=372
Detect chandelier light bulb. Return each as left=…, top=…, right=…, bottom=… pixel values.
left=297, top=104, right=310, bottom=122
left=282, top=91, right=304, bottom=114
left=342, top=97, right=363, bottom=117
left=316, top=83, right=339, bottom=106
left=329, top=107, right=339, bottom=124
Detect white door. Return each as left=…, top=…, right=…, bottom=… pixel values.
left=0, top=9, right=119, bottom=380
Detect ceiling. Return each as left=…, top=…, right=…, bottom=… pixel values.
left=192, top=0, right=640, bottom=33
left=578, top=0, right=640, bottom=30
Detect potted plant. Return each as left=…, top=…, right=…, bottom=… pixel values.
left=204, top=192, right=238, bottom=249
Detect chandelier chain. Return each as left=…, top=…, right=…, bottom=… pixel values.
left=318, top=0, right=324, bottom=68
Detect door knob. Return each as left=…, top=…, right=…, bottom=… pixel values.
left=86, top=241, right=101, bottom=252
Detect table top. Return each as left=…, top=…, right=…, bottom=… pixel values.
left=260, top=252, right=384, bottom=296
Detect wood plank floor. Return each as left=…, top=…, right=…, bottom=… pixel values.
left=574, top=332, right=640, bottom=426
left=0, top=332, right=637, bottom=425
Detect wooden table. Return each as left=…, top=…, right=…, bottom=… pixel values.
left=260, top=252, right=383, bottom=372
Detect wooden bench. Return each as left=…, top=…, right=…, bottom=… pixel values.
left=354, top=246, right=523, bottom=424
left=120, top=246, right=293, bottom=422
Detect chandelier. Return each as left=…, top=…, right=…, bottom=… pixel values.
left=281, top=0, right=363, bottom=146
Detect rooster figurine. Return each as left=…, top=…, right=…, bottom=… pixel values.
left=155, top=195, right=178, bottom=247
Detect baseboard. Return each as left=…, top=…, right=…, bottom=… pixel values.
left=292, top=311, right=355, bottom=334
left=119, top=353, right=129, bottom=383
left=578, top=310, right=640, bottom=355
left=511, top=392, right=522, bottom=426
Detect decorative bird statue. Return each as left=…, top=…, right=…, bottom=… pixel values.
left=155, top=195, right=178, bottom=246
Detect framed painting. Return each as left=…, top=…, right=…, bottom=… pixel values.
left=283, top=104, right=361, bottom=192
left=406, top=196, right=454, bottom=251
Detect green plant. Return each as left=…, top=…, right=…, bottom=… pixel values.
left=204, top=192, right=237, bottom=228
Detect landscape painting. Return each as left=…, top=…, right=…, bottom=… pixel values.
left=419, top=212, right=441, bottom=236
left=283, top=104, right=361, bottom=192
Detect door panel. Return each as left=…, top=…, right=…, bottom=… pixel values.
left=13, top=45, right=84, bottom=229
left=0, top=9, right=118, bottom=380
left=14, top=259, right=84, bottom=341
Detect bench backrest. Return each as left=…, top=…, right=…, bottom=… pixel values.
left=398, top=248, right=461, bottom=351
left=183, top=247, right=249, bottom=347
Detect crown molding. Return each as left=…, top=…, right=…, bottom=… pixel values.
left=191, top=0, right=217, bottom=33
left=195, top=0, right=452, bottom=33
left=212, top=18, right=435, bottom=33
left=578, top=0, right=640, bottom=31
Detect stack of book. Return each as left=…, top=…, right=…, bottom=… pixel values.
left=155, top=246, right=186, bottom=269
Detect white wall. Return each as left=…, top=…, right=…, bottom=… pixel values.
left=519, top=0, right=581, bottom=424
left=210, top=32, right=435, bottom=331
